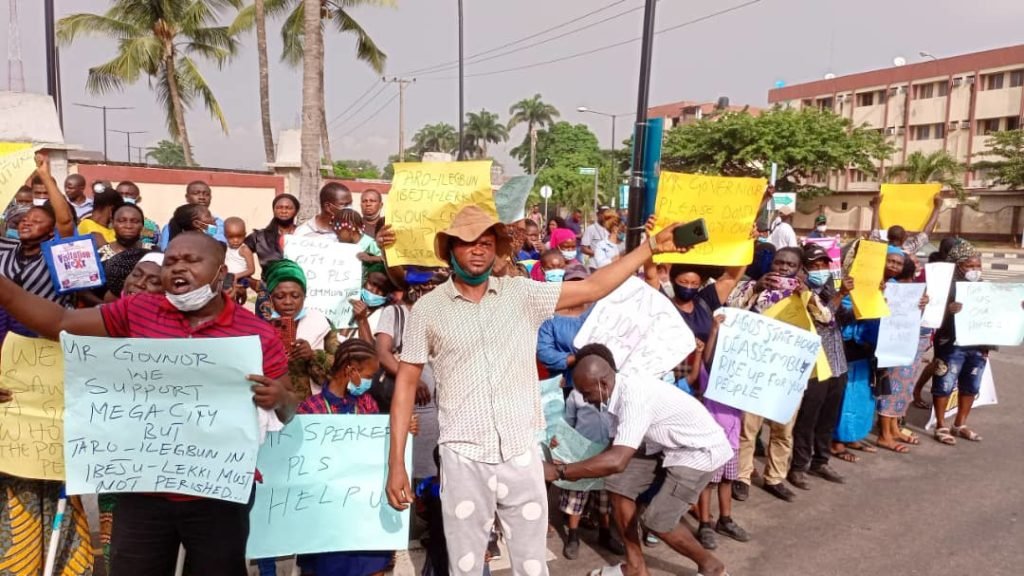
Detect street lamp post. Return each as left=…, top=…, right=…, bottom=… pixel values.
left=111, top=129, right=147, bottom=163
left=73, top=103, right=133, bottom=162
left=578, top=106, right=629, bottom=209
left=457, top=0, right=465, bottom=161
left=625, top=0, right=658, bottom=251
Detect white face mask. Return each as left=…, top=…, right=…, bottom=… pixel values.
left=964, top=270, right=982, bottom=282
left=32, top=198, right=47, bottom=207
left=560, top=249, right=577, bottom=261
left=815, top=225, right=827, bottom=233
left=597, top=382, right=609, bottom=413
left=165, top=281, right=219, bottom=312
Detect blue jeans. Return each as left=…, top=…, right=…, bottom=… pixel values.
left=933, top=346, right=987, bottom=398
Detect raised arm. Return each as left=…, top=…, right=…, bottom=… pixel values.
left=36, top=155, right=74, bottom=238
left=923, top=194, right=943, bottom=234
left=0, top=276, right=108, bottom=339
left=714, top=266, right=746, bottom=304
left=558, top=222, right=686, bottom=311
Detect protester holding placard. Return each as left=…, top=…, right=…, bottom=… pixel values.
left=870, top=193, right=943, bottom=260
left=930, top=240, right=990, bottom=445
left=0, top=231, right=295, bottom=576
left=787, top=244, right=851, bottom=489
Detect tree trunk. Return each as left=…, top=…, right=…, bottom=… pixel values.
left=529, top=122, right=537, bottom=174
left=298, top=0, right=324, bottom=221
left=255, top=0, right=275, bottom=164
left=164, top=53, right=194, bottom=166
left=318, top=40, right=332, bottom=166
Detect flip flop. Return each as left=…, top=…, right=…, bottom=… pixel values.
left=847, top=442, right=878, bottom=453
left=912, top=399, right=929, bottom=409
left=876, top=441, right=910, bottom=453
left=588, top=564, right=625, bottom=576
left=831, top=450, right=859, bottom=463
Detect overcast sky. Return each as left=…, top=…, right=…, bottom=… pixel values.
left=5, top=0, right=1024, bottom=174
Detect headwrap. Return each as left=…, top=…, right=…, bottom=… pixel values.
left=103, top=248, right=150, bottom=296
left=946, top=239, right=978, bottom=263
left=139, top=252, right=164, bottom=266
left=263, top=259, right=307, bottom=294
left=887, top=244, right=905, bottom=256
left=548, top=228, right=576, bottom=249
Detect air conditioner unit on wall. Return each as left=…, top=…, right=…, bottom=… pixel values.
left=837, top=94, right=847, bottom=102
left=960, top=120, right=971, bottom=129
left=952, top=77, right=963, bottom=87
left=885, top=127, right=897, bottom=136
left=965, top=75, right=976, bottom=84
left=949, top=121, right=959, bottom=131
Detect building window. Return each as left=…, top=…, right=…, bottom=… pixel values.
left=913, top=83, right=934, bottom=99
left=937, top=80, right=949, bottom=97
left=856, top=92, right=874, bottom=107
left=850, top=169, right=877, bottom=183
left=979, top=118, right=1001, bottom=135
left=817, top=97, right=834, bottom=111
left=1008, top=116, right=1022, bottom=131
left=911, top=125, right=931, bottom=141
left=933, top=122, right=946, bottom=139
left=1011, top=70, right=1024, bottom=88
left=985, top=73, right=1004, bottom=91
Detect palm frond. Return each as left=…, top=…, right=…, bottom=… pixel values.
left=56, top=13, right=142, bottom=45
left=178, top=56, right=230, bottom=134
left=330, top=8, right=387, bottom=73
left=279, top=2, right=305, bottom=66
left=84, top=36, right=161, bottom=95
left=186, top=25, right=240, bottom=60
left=227, top=5, right=256, bottom=35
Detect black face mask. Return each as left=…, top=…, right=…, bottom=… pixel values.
left=673, top=284, right=699, bottom=302
left=274, top=217, right=295, bottom=228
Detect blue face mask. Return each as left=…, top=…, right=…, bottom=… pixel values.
left=204, top=224, right=218, bottom=237
left=361, top=288, right=387, bottom=307
left=123, top=197, right=137, bottom=205
left=544, top=269, right=565, bottom=283
left=5, top=229, right=19, bottom=239
left=807, top=270, right=832, bottom=287
left=348, top=377, right=373, bottom=396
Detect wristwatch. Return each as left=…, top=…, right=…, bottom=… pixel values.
left=557, top=464, right=568, bottom=481
left=648, top=234, right=659, bottom=254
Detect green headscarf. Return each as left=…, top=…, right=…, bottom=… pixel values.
left=264, top=259, right=307, bottom=294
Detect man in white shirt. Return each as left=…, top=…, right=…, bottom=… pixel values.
left=544, top=343, right=732, bottom=576
left=580, top=207, right=612, bottom=266
left=294, top=182, right=353, bottom=238
left=769, top=205, right=798, bottom=248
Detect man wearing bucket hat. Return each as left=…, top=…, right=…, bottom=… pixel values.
left=380, top=205, right=690, bottom=576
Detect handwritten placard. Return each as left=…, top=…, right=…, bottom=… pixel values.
left=652, top=172, right=766, bottom=265
left=849, top=240, right=890, bottom=319
left=921, top=262, right=955, bottom=329
left=540, top=375, right=564, bottom=436
left=705, top=308, right=820, bottom=423
left=0, top=335, right=64, bottom=480
left=284, top=235, right=362, bottom=328
left=0, top=142, right=38, bottom=209
left=879, top=183, right=940, bottom=232
left=573, top=277, right=695, bottom=377
left=762, top=293, right=831, bottom=381
left=876, top=283, right=926, bottom=368
left=61, top=333, right=262, bottom=503
left=547, top=418, right=605, bottom=492
left=246, top=415, right=411, bottom=557
left=384, top=161, right=498, bottom=267
left=953, top=282, right=1024, bottom=346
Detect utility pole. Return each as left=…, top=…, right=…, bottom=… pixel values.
left=625, top=0, right=658, bottom=251
left=7, top=0, right=24, bottom=92
left=384, top=77, right=415, bottom=162
left=130, top=146, right=146, bottom=164
left=456, top=0, right=465, bottom=161
left=111, top=129, right=147, bottom=163
left=43, top=0, right=63, bottom=126
left=73, top=104, right=133, bottom=162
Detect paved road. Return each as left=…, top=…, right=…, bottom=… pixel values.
left=982, top=251, right=1024, bottom=283
left=532, top=351, right=1024, bottom=576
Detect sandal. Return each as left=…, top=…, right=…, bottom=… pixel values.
left=588, top=564, right=625, bottom=576
left=912, top=399, right=929, bottom=410
left=831, top=450, right=859, bottom=463
left=847, top=442, right=878, bottom=454
left=898, top=432, right=920, bottom=445
left=952, top=425, right=982, bottom=442
left=876, top=441, right=910, bottom=453
left=934, top=427, right=957, bottom=445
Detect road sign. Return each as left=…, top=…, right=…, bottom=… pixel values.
left=539, top=185, right=552, bottom=199
left=772, top=193, right=796, bottom=208
left=578, top=167, right=597, bottom=176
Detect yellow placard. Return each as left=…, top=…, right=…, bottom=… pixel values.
left=0, top=142, right=38, bottom=211
left=653, top=172, right=766, bottom=265
left=879, top=183, right=941, bottom=232
left=0, top=334, right=65, bottom=481
left=385, top=161, right=498, bottom=267
left=763, top=293, right=832, bottom=381
left=849, top=240, right=891, bottom=319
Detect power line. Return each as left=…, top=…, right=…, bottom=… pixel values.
left=336, top=89, right=399, bottom=138
left=329, top=82, right=389, bottom=130
left=397, top=0, right=634, bottom=76
left=325, top=80, right=383, bottom=128
left=414, top=3, right=646, bottom=77
left=423, top=0, right=762, bottom=81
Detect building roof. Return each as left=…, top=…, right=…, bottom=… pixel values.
left=647, top=100, right=764, bottom=119
left=769, top=43, right=1024, bottom=102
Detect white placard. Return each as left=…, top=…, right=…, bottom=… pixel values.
left=953, top=282, right=1024, bottom=346
left=283, top=236, right=362, bottom=328
left=876, top=283, right=926, bottom=368
left=921, top=262, right=954, bottom=329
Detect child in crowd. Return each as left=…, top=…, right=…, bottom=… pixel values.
left=531, top=249, right=567, bottom=282
left=295, top=338, right=418, bottom=576
left=224, top=216, right=256, bottom=305
left=331, top=208, right=385, bottom=279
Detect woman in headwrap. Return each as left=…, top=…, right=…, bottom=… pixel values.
left=930, top=239, right=989, bottom=445
left=101, top=247, right=150, bottom=299
left=264, top=259, right=337, bottom=399
left=531, top=228, right=579, bottom=281
left=246, top=194, right=300, bottom=321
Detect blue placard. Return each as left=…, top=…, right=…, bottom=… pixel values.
left=41, top=233, right=105, bottom=294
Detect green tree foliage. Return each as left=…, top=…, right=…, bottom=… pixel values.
left=58, top=0, right=243, bottom=167
left=973, top=129, right=1024, bottom=189
left=507, top=94, right=560, bottom=174
left=411, top=123, right=459, bottom=155
left=529, top=122, right=617, bottom=211
left=888, top=150, right=965, bottom=198
left=463, top=110, right=509, bottom=159
left=146, top=139, right=189, bottom=166
left=381, top=152, right=419, bottom=180
left=661, top=107, right=894, bottom=196
left=331, top=159, right=381, bottom=179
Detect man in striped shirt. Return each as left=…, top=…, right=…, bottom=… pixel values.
left=0, top=231, right=295, bottom=576
left=544, top=344, right=733, bottom=576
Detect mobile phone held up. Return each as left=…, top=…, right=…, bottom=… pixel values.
left=672, top=218, right=709, bottom=249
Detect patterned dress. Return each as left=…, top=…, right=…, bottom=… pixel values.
left=0, top=479, right=93, bottom=576
left=877, top=330, right=930, bottom=418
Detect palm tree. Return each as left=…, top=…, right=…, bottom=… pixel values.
left=298, top=0, right=323, bottom=219
left=412, top=122, right=459, bottom=155
left=146, top=139, right=188, bottom=166
left=464, top=110, right=509, bottom=159
left=507, top=94, right=559, bottom=174
left=888, top=150, right=965, bottom=198
left=58, top=0, right=242, bottom=167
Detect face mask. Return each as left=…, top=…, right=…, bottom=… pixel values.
left=361, top=288, right=387, bottom=307
left=617, top=232, right=625, bottom=242
left=756, top=237, right=769, bottom=243
left=5, top=229, right=18, bottom=239
left=32, top=198, right=47, bottom=207
left=673, top=284, right=699, bottom=302
left=560, top=249, right=577, bottom=261
left=544, top=269, right=565, bottom=283
left=815, top=225, right=827, bottom=233
left=597, top=383, right=608, bottom=413
left=450, top=255, right=492, bottom=286
left=123, top=197, right=137, bottom=205
left=347, top=377, right=373, bottom=396
left=964, top=270, right=982, bottom=282
left=807, top=270, right=831, bottom=287
left=204, top=224, right=218, bottom=237
left=165, top=281, right=219, bottom=312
